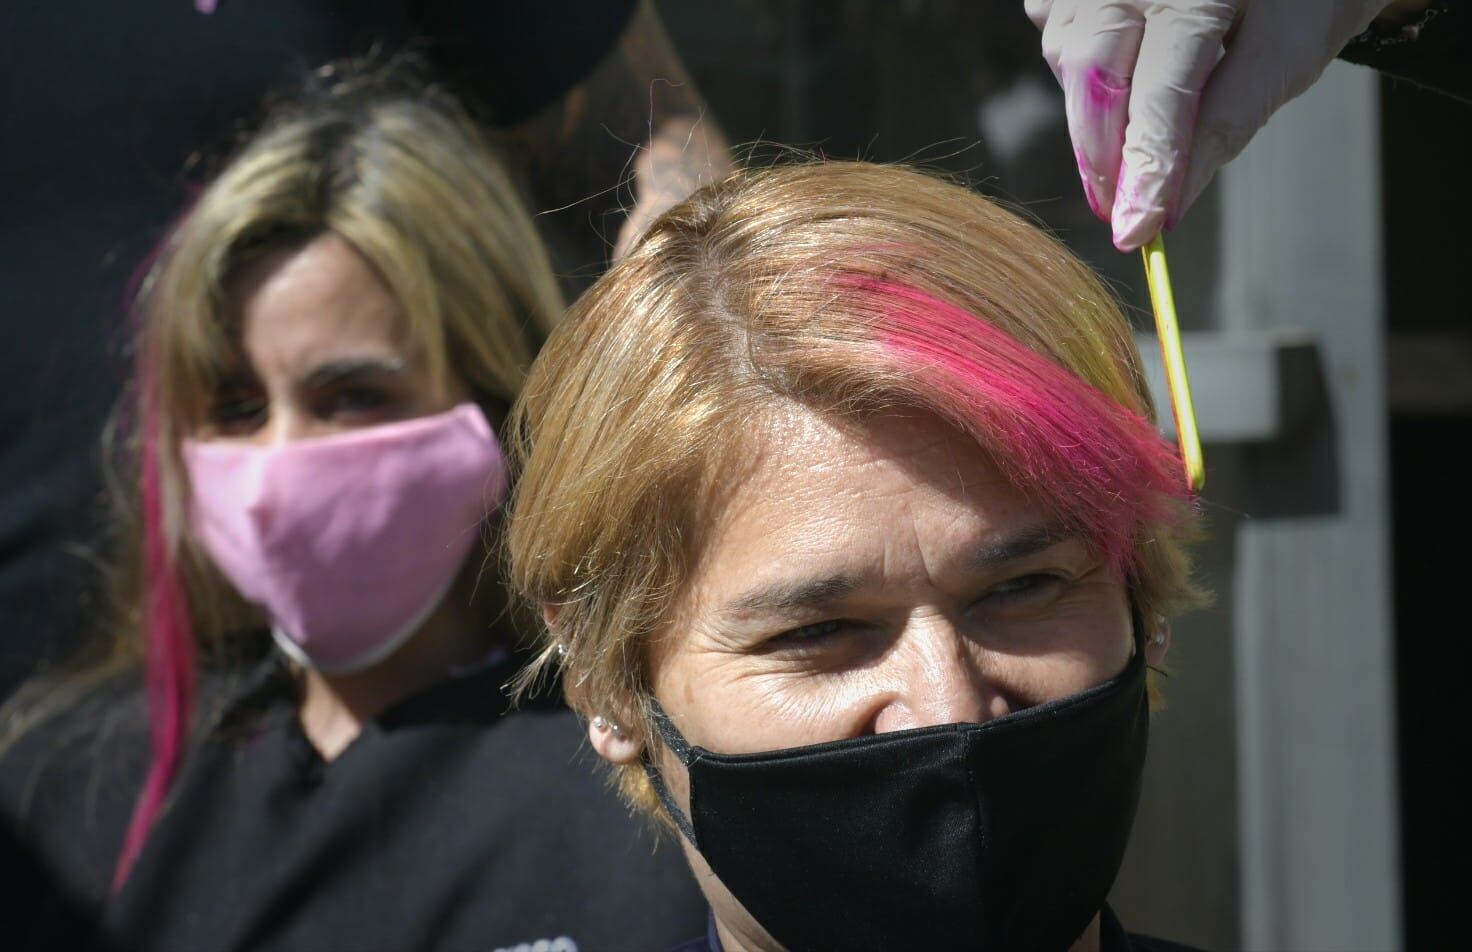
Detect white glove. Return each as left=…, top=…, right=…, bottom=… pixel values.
left=1026, top=0, right=1391, bottom=250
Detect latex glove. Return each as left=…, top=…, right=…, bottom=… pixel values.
left=1026, top=0, right=1390, bottom=250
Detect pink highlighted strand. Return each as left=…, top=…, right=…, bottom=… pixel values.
left=860, top=279, right=1189, bottom=579
left=112, top=361, right=197, bottom=892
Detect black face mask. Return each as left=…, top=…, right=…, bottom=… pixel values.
left=644, top=641, right=1148, bottom=952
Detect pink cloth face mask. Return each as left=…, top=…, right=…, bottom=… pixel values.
left=183, top=403, right=506, bottom=674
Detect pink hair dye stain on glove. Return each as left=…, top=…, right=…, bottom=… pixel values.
left=863, top=279, right=1189, bottom=579
left=1072, top=65, right=1132, bottom=222
left=1084, top=65, right=1130, bottom=109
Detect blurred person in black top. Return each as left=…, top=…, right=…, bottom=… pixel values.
left=0, top=0, right=730, bottom=698
left=0, top=56, right=706, bottom=952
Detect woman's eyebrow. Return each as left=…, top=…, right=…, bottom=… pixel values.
left=717, top=524, right=1074, bottom=619
left=966, top=522, right=1074, bottom=569
left=720, top=574, right=863, bottom=619
left=214, top=369, right=261, bottom=392
left=301, top=357, right=406, bottom=388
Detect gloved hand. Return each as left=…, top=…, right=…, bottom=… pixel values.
left=1026, top=0, right=1394, bottom=250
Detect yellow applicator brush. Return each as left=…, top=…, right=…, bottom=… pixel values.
left=1140, top=234, right=1205, bottom=492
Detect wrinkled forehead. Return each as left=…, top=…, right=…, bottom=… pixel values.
left=677, top=401, right=1045, bottom=611
left=720, top=401, right=1014, bottom=506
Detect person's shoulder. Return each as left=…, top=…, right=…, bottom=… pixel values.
left=0, top=676, right=148, bottom=818
left=373, top=663, right=625, bottom=816
left=438, top=687, right=619, bottom=803
left=0, top=660, right=263, bottom=817
left=0, top=675, right=149, bottom=921
left=0, top=662, right=261, bottom=894
left=369, top=669, right=710, bottom=949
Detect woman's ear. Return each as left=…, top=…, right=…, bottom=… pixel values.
left=544, top=603, right=646, bottom=765
left=1146, top=620, right=1172, bottom=667
left=588, top=713, right=644, bottom=765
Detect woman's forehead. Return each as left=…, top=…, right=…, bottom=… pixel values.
left=222, top=234, right=419, bottom=379
left=692, top=406, right=1043, bottom=589
left=736, top=404, right=1015, bottom=501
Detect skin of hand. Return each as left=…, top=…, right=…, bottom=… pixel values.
left=1025, top=0, right=1414, bottom=251
left=613, top=112, right=732, bottom=260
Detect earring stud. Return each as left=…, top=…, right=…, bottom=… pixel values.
left=592, top=715, right=624, bottom=737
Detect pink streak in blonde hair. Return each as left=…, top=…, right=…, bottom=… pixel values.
left=111, top=356, right=197, bottom=892
left=864, top=278, right=1188, bottom=578
left=106, top=184, right=214, bottom=892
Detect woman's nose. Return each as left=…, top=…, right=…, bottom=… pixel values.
left=873, top=620, right=1002, bottom=733
left=252, top=406, right=314, bottom=446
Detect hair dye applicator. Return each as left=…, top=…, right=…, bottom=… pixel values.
left=1141, top=235, right=1205, bottom=492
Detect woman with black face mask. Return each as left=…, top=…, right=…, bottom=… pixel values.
left=505, top=160, right=1208, bottom=952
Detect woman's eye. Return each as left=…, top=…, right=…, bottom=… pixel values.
left=208, top=394, right=267, bottom=433
left=321, top=386, right=392, bottom=418
left=985, top=573, right=1064, bottom=603
left=768, top=619, right=846, bottom=650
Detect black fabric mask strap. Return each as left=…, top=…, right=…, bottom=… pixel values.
left=647, top=696, right=695, bottom=762
left=643, top=697, right=700, bottom=847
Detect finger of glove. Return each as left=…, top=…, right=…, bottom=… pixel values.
left=1024, top=0, right=1057, bottom=33
left=1173, top=3, right=1380, bottom=225
left=1058, top=3, right=1145, bottom=221
left=1111, top=3, right=1236, bottom=250
left=1038, top=0, right=1081, bottom=84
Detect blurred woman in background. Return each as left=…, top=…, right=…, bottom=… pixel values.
left=0, top=57, right=703, bottom=952
left=508, top=161, right=1205, bottom=951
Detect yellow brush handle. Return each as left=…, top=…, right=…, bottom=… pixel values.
left=1141, top=235, right=1205, bottom=492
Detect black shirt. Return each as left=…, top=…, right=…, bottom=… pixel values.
left=669, top=905, right=1203, bottom=952
left=0, top=0, right=637, bottom=697
left=1, top=652, right=706, bottom=952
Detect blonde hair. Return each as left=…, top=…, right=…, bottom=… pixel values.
left=507, top=161, right=1203, bottom=814
left=4, top=56, right=563, bottom=747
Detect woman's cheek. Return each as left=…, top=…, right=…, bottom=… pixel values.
left=703, top=668, right=876, bottom=753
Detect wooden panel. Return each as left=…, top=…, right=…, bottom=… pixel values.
left=1218, top=63, right=1402, bottom=952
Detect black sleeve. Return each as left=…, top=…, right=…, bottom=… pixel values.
left=1340, top=2, right=1472, bottom=103
left=411, top=0, right=640, bottom=125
